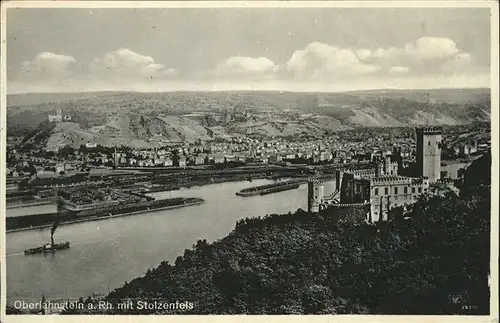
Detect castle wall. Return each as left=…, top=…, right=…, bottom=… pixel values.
left=352, top=168, right=376, bottom=179
left=340, top=173, right=371, bottom=204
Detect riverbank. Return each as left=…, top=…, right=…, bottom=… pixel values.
left=6, top=198, right=55, bottom=209
left=6, top=198, right=204, bottom=233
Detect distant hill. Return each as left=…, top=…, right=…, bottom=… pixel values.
left=344, top=88, right=491, bottom=104
left=7, top=88, right=490, bottom=107
left=6, top=88, right=491, bottom=147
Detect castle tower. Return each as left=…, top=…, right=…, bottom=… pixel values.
left=384, top=155, right=391, bottom=175
left=308, top=178, right=324, bottom=213
left=416, top=126, right=442, bottom=183
left=383, top=154, right=398, bottom=176
left=335, top=170, right=344, bottom=191
left=375, top=159, right=384, bottom=177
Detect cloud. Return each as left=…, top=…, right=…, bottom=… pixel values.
left=90, top=48, right=177, bottom=80
left=362, top=37, right=471, bottom=74
left=441, top=52, right=472, bottom=73
left=8, top=37, right=487, bottom=94
left=141, top=63, right=166, bottom=76
left=389, top=66, right=410, bottom=74
left=404, top=37, right=459, bottom=61
left=356, top=49, right=372, bottom=60
left=286, top=42, right=380, bottom=80
left=162, top=68, right=178, bottom=76
left=214, top=56, right=278, bottom=78
left=18, top=52, right=76, bottom=81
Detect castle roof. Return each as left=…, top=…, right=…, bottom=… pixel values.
left=370, top=175, right=412, bottom=185
left=411, top=176, right=429, bottom=185
left=416, top=126, right=442, bottom=135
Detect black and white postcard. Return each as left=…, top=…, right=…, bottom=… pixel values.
left=0, top=1, right=498, bottom=322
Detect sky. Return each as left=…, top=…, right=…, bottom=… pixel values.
left=5, top=7, right=492, bottom=93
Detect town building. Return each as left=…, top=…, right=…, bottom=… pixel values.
left=55, top=163, right=66, bottom=174
left=194, top=155, right=205, bottom=165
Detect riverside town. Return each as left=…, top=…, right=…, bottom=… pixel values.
left=3, top=3, right=495, bottom=317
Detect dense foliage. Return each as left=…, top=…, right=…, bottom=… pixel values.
left=60, top=154, right=491, bottom=315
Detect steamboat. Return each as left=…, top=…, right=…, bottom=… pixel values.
left=24, top=241, right=70, bottom=255
left=24, top=219, right=70, bottom=255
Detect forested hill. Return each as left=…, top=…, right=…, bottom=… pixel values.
left=63, top=153, right=491, bottom=315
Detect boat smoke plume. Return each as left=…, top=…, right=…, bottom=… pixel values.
left=50, top=218, right=60, bottom=245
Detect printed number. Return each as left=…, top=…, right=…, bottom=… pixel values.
left=461, top=305, right=479, bottom=310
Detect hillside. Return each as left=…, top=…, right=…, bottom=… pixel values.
left=7, top=88, right=490, bottom=107
left=57, top=153, right=491, bottom=315
left=344, top=88, right=491, bottom=104
left=6, top=88, right=491, bottom=146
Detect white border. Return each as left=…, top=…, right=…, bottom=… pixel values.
left=0, top=1, right=498, bottom=323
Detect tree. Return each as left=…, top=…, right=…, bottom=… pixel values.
left=79, top=144, right=89, bottom=154
left=302, top=284, right=333, bottom=314
left=58, top=145, right=76, bottom=158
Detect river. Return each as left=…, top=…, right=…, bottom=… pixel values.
left=6, top=179, right=314, bottom=304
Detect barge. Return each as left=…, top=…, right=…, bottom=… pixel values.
left=236, top=180, right=303, bottom=197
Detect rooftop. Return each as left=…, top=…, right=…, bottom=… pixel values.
left=371, top=175, right=412, bottom=184
left=416, top=126, right=443, bottom=135
left=411, top=177, right=429, bottom=184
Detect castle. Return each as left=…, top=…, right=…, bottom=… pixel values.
left=48, top=110, right=63, bottom=123
left=308, top=126, right=442, bottom=223
left=48, top=109, right=71, bottom=123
